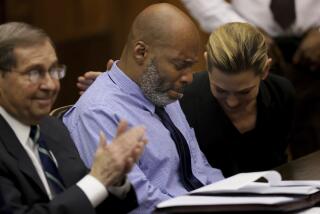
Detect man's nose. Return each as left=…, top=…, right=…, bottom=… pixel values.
left=180, top=70, right=193, bottom=85
left=39, top=72, right=58, bottom=90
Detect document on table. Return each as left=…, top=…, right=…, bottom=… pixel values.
left=156, top=170, right=320, bottom=212
left=190, top=171, right=320, bottom=196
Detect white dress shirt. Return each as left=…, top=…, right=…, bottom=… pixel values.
left=181, top=0, right=320, bottom=36
left=0, top=106, right=130, bottom=207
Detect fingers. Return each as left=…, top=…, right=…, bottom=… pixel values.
left=77, top=76, right=93, bottom=89
left=131, top=142, right=145, bottom=161
left=120, top=126, right=146, bottom=147
left=123, top=157, right=135, bottom=173
left=115, top=122, right=146, bottom=140
left=129, top=126, right=146, bottom=139
left=114, top=124, right=146, bottom=153
left=123, top=140, right=146, bottom=173
left=112, top=125, right=146, bottom=170
left=98, top=131, right=107, bottom=149
left=84, top=71, right=102, bottom=79
left=115, top=120, right=128, bottom=137
left=76, top=71, right=102, bottom=95
left=106, top=59, right=114, bottom=70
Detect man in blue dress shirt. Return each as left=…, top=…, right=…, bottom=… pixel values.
left=63, top=3, right=224, bottom=213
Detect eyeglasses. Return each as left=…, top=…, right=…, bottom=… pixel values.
left=24, top=64, right=66, bottom=83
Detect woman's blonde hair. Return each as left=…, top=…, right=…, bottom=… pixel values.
left=206, top=22, right=268, bottom=75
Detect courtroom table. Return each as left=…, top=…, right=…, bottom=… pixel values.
left=275, top=150, right=320, bottom=180
left=154, top=150, right=320, bottom=214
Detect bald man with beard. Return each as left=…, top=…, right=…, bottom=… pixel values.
left=63, top=3, right=224, bottom=214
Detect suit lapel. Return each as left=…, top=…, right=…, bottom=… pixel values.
left=39, top=130, right=68, bottom=185
left=39, top=120, right=82, bottom=187
left=0, top=115, right=47, bottom=194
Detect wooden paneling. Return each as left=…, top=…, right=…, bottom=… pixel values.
left=2, top=0, right=208, bottom=107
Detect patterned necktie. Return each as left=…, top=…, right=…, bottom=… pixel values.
left=30, top=125, right=65, bottom=194
left=155, top=106, right=204, bottom=191
left=270, top=0, right=296, bottom=29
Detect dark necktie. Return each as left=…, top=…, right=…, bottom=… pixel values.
left=270, top=0, right=296, bottom=29
left=155, top=106, right=204, bottom=191
left=30, top=125, right=65, bottom=195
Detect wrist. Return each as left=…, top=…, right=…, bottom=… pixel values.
left=89, top=170, right=111, bottom=187
left=113, top=176, right=126, bottom=187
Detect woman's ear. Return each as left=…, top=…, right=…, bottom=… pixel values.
left=134, top=41, right=148, bottom=65
left=262, top=58, right=272, bottom=80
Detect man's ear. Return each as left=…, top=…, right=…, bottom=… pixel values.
left=204, top=51, right=208, bottom=64
left=262, top=58, right=272, bottom=80
left=134, top=41, right=148, bottom=65
left=204, top=51, right=212, bottom=75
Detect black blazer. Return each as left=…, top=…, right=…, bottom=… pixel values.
left=0, top=115, right=137, bottom=214
left=0, top=188, right=11, bottom=214
left=180, top=71, right=296, bottom=177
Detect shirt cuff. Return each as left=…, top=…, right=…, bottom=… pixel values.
left=77, top=174, right=108, bottom=207
left=108, top=177, right=131, bottom=199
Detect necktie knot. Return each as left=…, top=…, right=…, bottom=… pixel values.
left=155, top=106, right=173, bottom=127
left=155, top=106, right=166, bottom=118
left=30, top=125, right=40, bottom=143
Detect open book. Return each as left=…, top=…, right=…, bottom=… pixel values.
left=156, top=171, right=320, bottom=213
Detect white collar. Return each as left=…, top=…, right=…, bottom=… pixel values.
left=0, top=106, right=31, bottom=146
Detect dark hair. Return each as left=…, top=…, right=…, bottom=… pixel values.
left=0, top=22, right=53, bottom=73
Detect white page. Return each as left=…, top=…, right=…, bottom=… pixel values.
left=296, top=207, right=320, bottom=214
left=239, top=183, right=319, bottom=195
left=274, top=181, right=320, bottom=188
left=191, top=171, right=281, bottom=194
left=157, top=171, right=320, bottom=210
left=191, top=171, right=320, bottom=195
left=157, top=195, right=294, bottom=208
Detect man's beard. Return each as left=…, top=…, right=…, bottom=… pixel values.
left=139, top=59, right=178, bottom=107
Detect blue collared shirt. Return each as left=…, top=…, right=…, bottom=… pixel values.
left=63, top=62, right=224, bottom=213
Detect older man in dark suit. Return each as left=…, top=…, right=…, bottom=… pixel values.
left=0, top=22, right=147, bottom=214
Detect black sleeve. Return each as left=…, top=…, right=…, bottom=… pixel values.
left=96, top=186, right=138, bottom=214
left=0, top=173, right=95, bottom=214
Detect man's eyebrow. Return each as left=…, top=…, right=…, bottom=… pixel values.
left=22, top=60, right=59, bottom=72
left=172, top=58, right=197, bottom=66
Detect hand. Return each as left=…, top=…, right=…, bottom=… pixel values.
left=293, top=28, right=320, bottom=72
left=90, top=120, right=147, bottom=187
left=77, top=71, right=102, bottom=95
left=76, top=59, right=115, bottom=95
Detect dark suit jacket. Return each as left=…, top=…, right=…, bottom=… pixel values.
left=0, top=115, right=137, bottom=214
left=0, top=189, right=11, bottom=214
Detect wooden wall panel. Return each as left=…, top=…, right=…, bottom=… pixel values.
left=2, top=0, right=208, bottom=107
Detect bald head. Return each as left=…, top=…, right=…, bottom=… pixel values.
left=118, top=3, right=201, bottom=106
left=129, top=3, right=199, bottom=47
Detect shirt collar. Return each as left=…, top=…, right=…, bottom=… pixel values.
left=0, top=106, right=31, bottom=146
left=107, top=61, right=155, bottom=113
